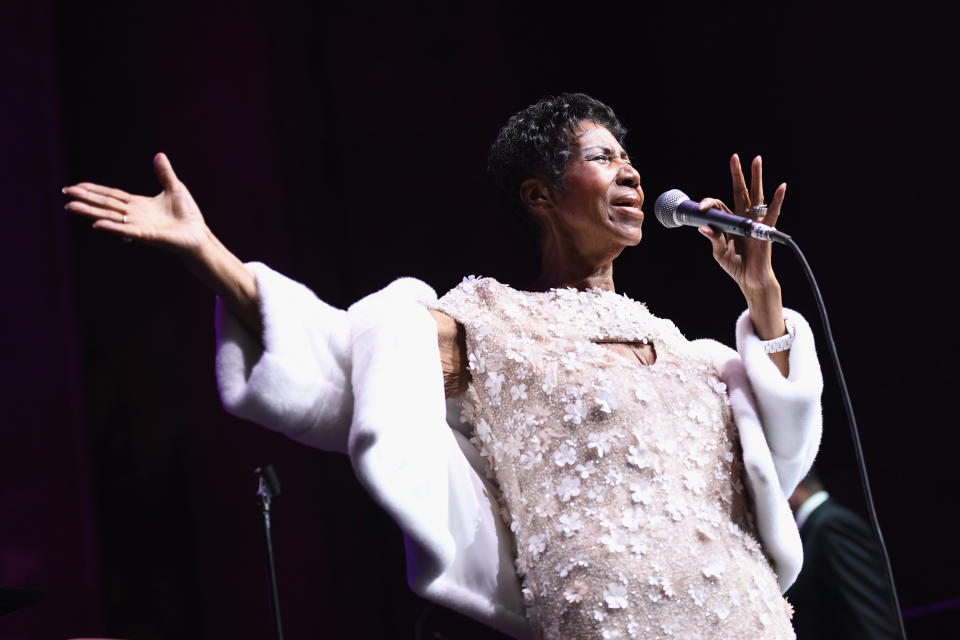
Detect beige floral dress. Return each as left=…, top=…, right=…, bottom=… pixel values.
left=435, top=277, right=794, bottom=640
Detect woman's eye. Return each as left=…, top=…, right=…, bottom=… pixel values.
left=591, top=155, right=610, bottom=163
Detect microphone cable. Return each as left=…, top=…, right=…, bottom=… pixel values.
left=784, top=236, right=908, bottom=640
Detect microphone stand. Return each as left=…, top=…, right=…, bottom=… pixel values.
left=256, top=464, right=285, bottom=640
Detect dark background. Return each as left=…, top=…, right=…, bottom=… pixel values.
left=2, top=0, right=957, bottom=638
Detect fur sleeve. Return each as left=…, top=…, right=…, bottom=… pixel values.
left=736, top=308, right=824, bottom=496
left=694, top=308, right=824, bottom=591
left=214, top=262, right=353, bottom=453
left=347, top=278, right=529, bottom=638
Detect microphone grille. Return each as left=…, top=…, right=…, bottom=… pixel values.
left=654, top=189, right=689, bottom=228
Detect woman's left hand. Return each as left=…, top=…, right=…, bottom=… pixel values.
left=697, top=154, right=785, bottom=301
left=699, top=154, right=790, bottom=374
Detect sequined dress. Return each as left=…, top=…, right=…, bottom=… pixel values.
left=435, top=277, right=795, bottom=640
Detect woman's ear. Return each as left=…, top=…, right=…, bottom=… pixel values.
left=520, top=177, right=554, bottom=220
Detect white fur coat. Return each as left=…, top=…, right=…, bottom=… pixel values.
left=215, top=263, right=823, bottom=639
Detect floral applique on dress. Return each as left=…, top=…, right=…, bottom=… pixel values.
left=435, top=277, right=795, bottom=640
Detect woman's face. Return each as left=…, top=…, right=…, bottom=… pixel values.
left=547, top=121, right=644, bottom=256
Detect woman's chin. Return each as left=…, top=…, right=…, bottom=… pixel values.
left=608, top=215, right=643, bottom=246
left=618, top=228, right=642, bottom=247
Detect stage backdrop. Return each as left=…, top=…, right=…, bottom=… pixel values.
left=2, top=0, right=956, bottom=638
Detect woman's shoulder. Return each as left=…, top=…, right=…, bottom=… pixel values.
left=437, top=275, right=511, bottom=304
left=435, top=276, right=532, bottom=322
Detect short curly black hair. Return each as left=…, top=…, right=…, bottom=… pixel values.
left=487, top=93, right=627, bottom=230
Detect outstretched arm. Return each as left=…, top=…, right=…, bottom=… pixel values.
left=64, top=153, right=262, bottom=336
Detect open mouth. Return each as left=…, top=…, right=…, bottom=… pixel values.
left=611, top=198, right=643, bottom=213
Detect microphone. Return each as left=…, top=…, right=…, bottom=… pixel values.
left=654, top=189, right=791, bottom=245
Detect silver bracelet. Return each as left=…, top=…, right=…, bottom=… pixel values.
left=761, top=317, right=795, bottom=354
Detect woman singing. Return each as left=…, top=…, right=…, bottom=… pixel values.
left=65, top=93, right=822, bottom=639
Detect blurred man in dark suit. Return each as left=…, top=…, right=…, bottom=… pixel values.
left=786, top=468, right=899, bottom=639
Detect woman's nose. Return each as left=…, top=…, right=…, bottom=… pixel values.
left=617, top=162, right=641, bottom=188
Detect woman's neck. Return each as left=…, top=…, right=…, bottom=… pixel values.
left=535, top=236, right=618, bottom=292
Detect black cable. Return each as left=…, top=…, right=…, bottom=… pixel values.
left=784, top=236, right=907, bottom=639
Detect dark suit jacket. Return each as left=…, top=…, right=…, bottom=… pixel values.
left=785, top=498, right=899, bottom=639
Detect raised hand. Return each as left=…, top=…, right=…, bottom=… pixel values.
left=64, top=153, right=208, bottom=256
left=64, top=152, right=263, bottom=336
left=696, top=154, right=786, bottom=298
left=697, top=154, right=790, bottom=374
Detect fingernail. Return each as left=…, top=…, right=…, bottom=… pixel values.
left=61, top=187, right=66, bottom=194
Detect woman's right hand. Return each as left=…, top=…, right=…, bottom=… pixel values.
left=64, top=152, right=208, bottom=257
left=66, top=152, right=263, bottom=336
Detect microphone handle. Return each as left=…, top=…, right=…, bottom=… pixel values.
left=676, top=201, right=790, bottom=244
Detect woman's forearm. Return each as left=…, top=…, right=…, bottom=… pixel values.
left=183, top=226, right=263, bottom=337
left=744, top=281, right=790, bottom=377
